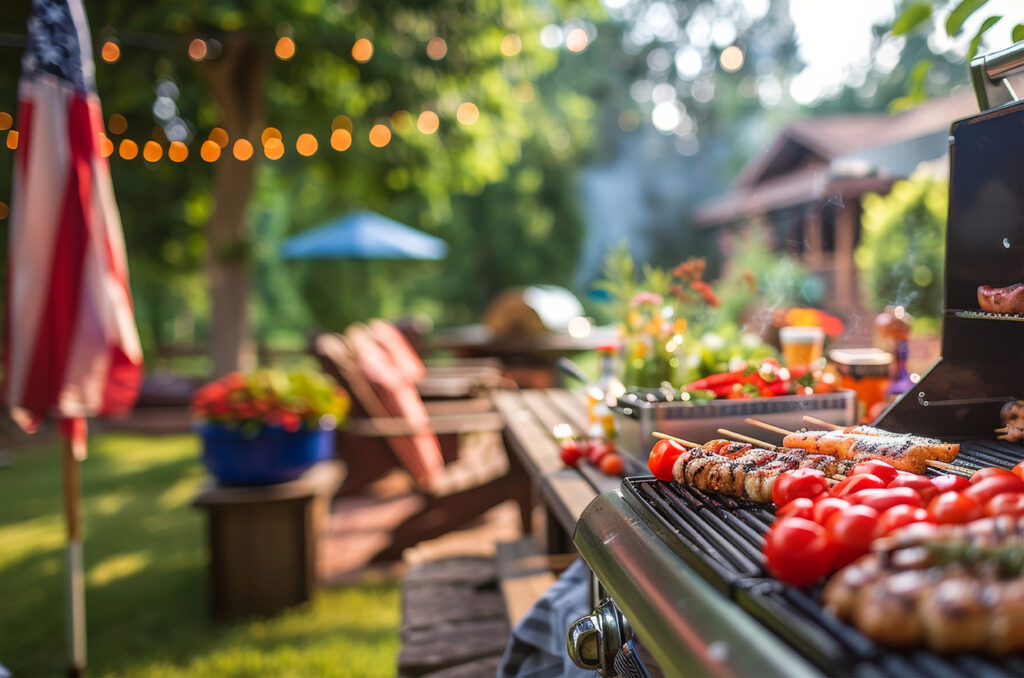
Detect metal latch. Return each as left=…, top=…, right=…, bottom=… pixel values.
left=567, top=598, right=634, bottom=677
left=971, top=40, right=1024, bottom=111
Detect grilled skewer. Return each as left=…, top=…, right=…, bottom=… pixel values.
left=718, top=428, right=856, bottom=478
left=800, top=416, right=960, bottom=463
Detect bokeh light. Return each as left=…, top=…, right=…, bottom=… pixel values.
left=200, top=140, right=221, bottom=162
left=168, top=141, right=188, bottom=162
left=118, top=139, right=138, bottom=160
left=565, top=28, right=589, bottom=53
left=275, top=36, right=296, bottom=60
left=500, top=34, right=522, bottom=57
left=108, top=114, right=127, bottom=134
left=331, top=115, right=353, bottom=132
left=232, top=139, right=254, bottom=161
left=99, top=133, right=113, bottom=157
left=390, top=110, right=413, bottom=134
left=142, top=140, right=163, bottom=162
left=352, top=38, right=373, bottom=63
left=720, top=45, right=744, bottom=72
left=514, top=82, right=534, bottom=102
left=456, top=102, right=479, bottom=126
left=5, top=130, right=17, bottom=150
left=0, top=202, right=8, bottom=220
left=264, top=137, right=285, bottom=159
left=295, top=133, right=318, bottom=156
left=188, top=38, right=208, bottom=61
left=368, top=124, right=391, bottom=147
left=426, top=37, right=447, bottom=60
left=209, top=127, right=229, bottom=148
left=100, top=40, right=120, bottom=63
left=0, top=112, right=13, bottom=130
left=261, top=127, right=282, bottom=144
left=330, top=128, right=352, bottom=151
left=417, top=111, right=439, bottom=134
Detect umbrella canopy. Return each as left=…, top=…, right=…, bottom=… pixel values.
left=280, top=210, right=448, bottom=260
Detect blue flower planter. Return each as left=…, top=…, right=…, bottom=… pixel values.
left=199, top=424, right=333, bottom=485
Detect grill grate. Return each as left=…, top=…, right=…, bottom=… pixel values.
left=620, top=440, right=1024, bottom=678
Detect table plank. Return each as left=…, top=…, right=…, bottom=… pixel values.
left=492, top=391, right=564, bottom=479
left=541, top=468, right=602, bottom=537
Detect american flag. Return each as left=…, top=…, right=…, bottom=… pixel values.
left=3, top=0, right=143, bottom=429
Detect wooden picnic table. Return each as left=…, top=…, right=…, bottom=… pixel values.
left=492, top=389, right=647, bottom=553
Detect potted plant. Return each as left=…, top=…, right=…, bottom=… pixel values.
left=191, top=369, right=350, bottom=485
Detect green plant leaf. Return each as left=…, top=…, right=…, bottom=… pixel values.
left=969, top=15, right=1002, bottom=61
left=946, top=0, right=989, bottom=36
left=1012, top=23, right=1024, bottom=42
left=893, top=3, right=933, bottom=35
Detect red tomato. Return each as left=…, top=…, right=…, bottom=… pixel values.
left=772, top=468, right=829, bottom=507
left=847, top=487, right=922, bottom=512
left=648, top=439, right=684, bottom=481
left=829, top=473, right=886, bottom=498
left=587, top=441, right=609, bottom=464
left=927, top=491, right=983, bottom=524
left=969, top=467, right=1020, bottom=484
left=763, top=517, right=835, bottom=587
left=776, top=497, right=815, bottom=520
left=1013, top=461, right=1024, bottom=481
left=560, top=439, right=582, bottom=467
left=599, top=453, right=625, bottom=476
left=887, top=473, right=939, bottom=505
left=826, top=505, right=880, bottom=568
left=850, top=460, right=898, bottom=485
left=576, top=439, right=592, bottom=460
left=877, top=504, right=930, bottom=534
left=963, top=475, right=1024, bottom=504
left=931, top=474, right=970, bottom=494
left=985, top=493, right=1024, bottom=517
left=811, top=497, right=851, bottom=526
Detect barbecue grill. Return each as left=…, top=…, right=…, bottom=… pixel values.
left=567, top=43, right=1024, bottom=678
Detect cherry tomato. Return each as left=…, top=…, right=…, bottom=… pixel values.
left=763, top=517, right=836, bottom=587
left=776, top=497, right=815, bottom=521
left=927, top=491, right=983, bottom=524
left=772, top=468, right=829, bottom=507
left=559, top=439, right=581, bottom=467
left=963, top=475, right=1024, bottom=504
left=877, top=504, right=930, bottom=534
left=576, top=439, right=592, bottom=460
left=985, top=492, right=1024, bottom=517
left=826, top=504, right=880, bottom=568
left=811, top=497, right=851, bottom=526
left=587, top=441, right=609, bottom=464
left=969, top=467, right=1019, bottom=485
left=599, top=453, right=625, bottom=476
left=850, top=460, right=898, bottom=485
left=887, top=473, right=939, bottom=505
left=648, top=439, right=684, bottom=482
left=847, top=487, right=922, bottom=512
left=931, top=474, right=970, bottom=494
left=1013, top=461, right=1024, bottom=481
left=829, top=473, right=886, bottom=499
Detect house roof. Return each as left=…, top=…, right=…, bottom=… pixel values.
left=695, top=88, right=978, bottom=226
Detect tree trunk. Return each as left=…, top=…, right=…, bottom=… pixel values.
left=202, top=39, right=267, bottom=376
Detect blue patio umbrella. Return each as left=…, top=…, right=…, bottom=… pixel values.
left=280, top=210, right=448, bottom=260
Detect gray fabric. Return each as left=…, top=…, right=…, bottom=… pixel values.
left=497, top=558, right=594, bottom=678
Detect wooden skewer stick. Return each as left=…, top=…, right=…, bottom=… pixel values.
left=652, top=431, right=700, bottom=448
left=802, top=415, right=843, bottom=431
left=996, top=427, right=1009, bottom=434
left=927, top=459, right=976, bottom=476
left=717, top=428, right=775, bottom=449
left=744, top=418, right=793, bottom=436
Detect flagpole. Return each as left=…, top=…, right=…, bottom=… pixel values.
left=61, top=418, right=88, bottom=677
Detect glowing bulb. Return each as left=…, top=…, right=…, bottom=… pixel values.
left=264, top=137, right=285, bottom=159
left=200, top=140, right=221, bottom=162
left=188, top=38, right=208, bottom=61
left=368, top=124, right=391, bottom=147
left=261, top=127, right=282, bottom=144
left=274, top=36, right=296, bottom=60
left=142, top=140, right=162, bottom=162
left=330, top=128, right=352, bottom=151
left=208, top=127, right=229, bottom=148
left=295, top=133, right=318, bottom=156
left=417, top=111, right=439, bottom=134
left=99, top=133, right=113, bottom=157
left=168, top=141, right=188, bottom=162
left=108, top=114, right=127, bottom=134
left=456, top=102, right=479, bottom=125
left=100, top=40, right=120, bottom=63
left=118, top=139, right=137, bottom=160
left=352, top=38, right=373, bottom=63
left=331, top=115, right=353, bottom=132
left=0, top=112, right=11, bottom=130
left=232, top=139, right=253, bottom=160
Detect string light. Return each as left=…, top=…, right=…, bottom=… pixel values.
left=168, top=140, right=188, bottom=162
left=390, top=110, right=413, bottom=134
left=274, top=36, right=296, bottom=60
left=456, top=102, right=479, bottom=125
left=142, top=140, right=162, bottom=162
left=331, top=115, right=353, bottom=132
left=100, top=40, right=120, bottom=63
left=108, top=114, right=127, bottom=134
left=261, top=127, right=282, bottom=144
left=565, top=28, right=589, bottom=53
left=188, top=38, right=208, bottom=61
left=352, top=38, right=373, bottom=63
left=417, top=111, right=439, bottom=134
left=368, top=124, right=391, bottom=147
left=426, top=37, right=447, bottom=60
left=0, top=112, right=12, bottom=130
left=208, top=127, right=229, bottom=148
left=295, top=133, right=318, bottom=156
left=330, top=128, right=352, bottom=151
left=118, top=139, right=138, bottom=160
left=0, top=202, right=8, bottom=220
left=200, top=139, right=221, bottom=162
left=232, top=138, right=254, bottom=161
left=500, top=34, right=522, bottom=57
left=264, top=137, right=285, bottom=159
left=99, top=133, right=113, bottom=157
left=5, top=130, right=18, bottom=150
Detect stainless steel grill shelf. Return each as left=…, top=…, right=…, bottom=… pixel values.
left=620, top=439, right=1024, bottom=678
left=950, top=310, right=1024, bottom=322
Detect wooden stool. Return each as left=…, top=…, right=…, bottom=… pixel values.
left=192, top=461, right=345, bottom=619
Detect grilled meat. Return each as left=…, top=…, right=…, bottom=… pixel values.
left=672, top=443, right=811, bottom=503
left=1000, top=400, right=1023, bottom=444
left=978, top=282, right=1024, bottom=314
left=824, top=516, right=1024, bottom=654
left=782, top=429, right=959, bottom=473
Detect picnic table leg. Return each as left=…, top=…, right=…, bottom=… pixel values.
left=61, top=422, right=87, bottom=677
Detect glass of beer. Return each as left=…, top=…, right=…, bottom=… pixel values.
left=780, top=326, right=825, bottom=370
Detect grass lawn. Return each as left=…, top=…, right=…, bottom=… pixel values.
left=0, top=433, right=400, bottom=677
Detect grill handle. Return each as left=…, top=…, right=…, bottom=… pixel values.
left=566, top=598, right=633, bottom=677
left=971, top=40, right=1024, bottom=111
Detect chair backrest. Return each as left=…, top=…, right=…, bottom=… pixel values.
left=330, top=325, right=444, bottom=488
left=368, top=318, right=428, bottom=384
